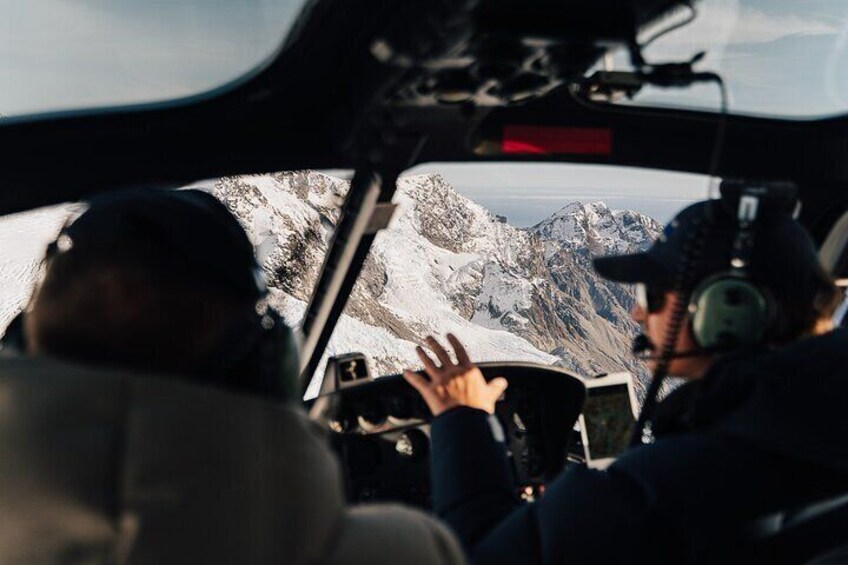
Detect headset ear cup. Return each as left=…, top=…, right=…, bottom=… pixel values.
left=689, top=276, right=771, bottom=349
left=203, top=308, right=299, bottom=402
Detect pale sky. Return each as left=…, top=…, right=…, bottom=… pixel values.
left=0, top=0, right=304, bottom=117
left=408, top=163, right=711, bottom=225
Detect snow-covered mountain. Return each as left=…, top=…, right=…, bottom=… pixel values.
left=0, top=171, right=662, bottom=397
left=208, top=172, right=662, bottom=393
left=533, top=201, right=661, bottom=258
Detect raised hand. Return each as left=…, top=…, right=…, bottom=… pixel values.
left=403, top=333, right=508, bottom=417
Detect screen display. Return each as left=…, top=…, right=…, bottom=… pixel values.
left=582, top=384, right=634, bottom=460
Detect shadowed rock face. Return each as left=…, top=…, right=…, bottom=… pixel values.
left=210, top=171, right=662, bottom=386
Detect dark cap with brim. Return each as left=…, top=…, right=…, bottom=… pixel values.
left=593, top=252, right=672, bottom=287
left=592, top=199, right=821, bottom=290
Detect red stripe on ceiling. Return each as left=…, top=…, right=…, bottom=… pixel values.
left=501, top=126, right=612, bottom=155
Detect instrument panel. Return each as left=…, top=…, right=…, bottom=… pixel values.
left=309, top=362, right=586, bottom=508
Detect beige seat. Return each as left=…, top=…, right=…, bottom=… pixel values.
left=0, top=357, right=464, bottom=565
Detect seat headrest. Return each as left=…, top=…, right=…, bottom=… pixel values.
left=0, top=357, right=345, bottom=564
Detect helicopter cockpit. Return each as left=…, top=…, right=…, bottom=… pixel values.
left=1, top=0, right=847, bottom=562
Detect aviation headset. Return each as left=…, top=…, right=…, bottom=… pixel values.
left=686, top=181, right=799, bottom=350
left=0, top=189, right=299, bottom=402
left=632, top=180, right=801, bottom=362
left=628, top=181, right=801, bottom=446
left=687, top=195, right=772, bottom=349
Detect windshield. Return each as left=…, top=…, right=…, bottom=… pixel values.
left=615, top=0, right=848, bottom=119
left=315, top=163, right=709, bottom=397
left=0, top=167, right=708, bottom=400
left=0, top=0, right=306, bottom=118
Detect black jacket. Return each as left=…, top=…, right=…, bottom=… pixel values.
left=430, top=330, right=848, bottom=564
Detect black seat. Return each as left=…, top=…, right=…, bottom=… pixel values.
left=746, top=494, right=848, bottom=564
left=0, top=357, right=463, bottom=564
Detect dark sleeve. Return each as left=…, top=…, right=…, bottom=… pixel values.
left=430, top=407, right=519, bottom=547
left=430, top=407, right=653, bottom=564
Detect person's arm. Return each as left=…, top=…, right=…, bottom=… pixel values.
left=405, top=335, right=653, bottom=563
left=429, top=406, right=519, bottom=547
left=429, top=405, right=652, bottom=564
left=402, top=335, right=517, bottom=549
left=465, top=462, right=652, bottom=565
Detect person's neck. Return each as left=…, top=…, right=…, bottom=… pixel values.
left=675, top=355, right=716, bottom=380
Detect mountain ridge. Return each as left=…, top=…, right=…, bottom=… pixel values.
left=0, top=170, right=662, bottom=399
left=209, top=171, right=661, bottom=394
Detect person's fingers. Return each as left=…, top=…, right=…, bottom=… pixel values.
left=416, top=346, right=442, bottom=381
left=404, top=371, right=445, bottom=416
left=425, top=336, right=455, bottom=368
left=403, top=370, right=430, bottom=394
left=446, top=333, right=472, bottom=367
left=447, top=373, right=467, bottom=396
left=488, top=376, right=509, bottom=398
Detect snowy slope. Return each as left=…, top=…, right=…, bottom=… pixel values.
left=0, top=205, right=74, bottom=329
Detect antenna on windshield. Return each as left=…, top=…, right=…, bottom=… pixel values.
left=563, top=0, right=736, bottom=447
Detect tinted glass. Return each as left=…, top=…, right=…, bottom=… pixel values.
left=0, top=0, right=305, bottom=118
left=616, top=0, right=848, bottom=118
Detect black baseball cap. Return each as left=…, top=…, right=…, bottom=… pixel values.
left=592, top=199, right=822, bottom=289
left=52, top=189, right=265, bottom=301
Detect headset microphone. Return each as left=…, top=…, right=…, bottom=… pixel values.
left=632, top=333, right=721, bottom=361
left=632, top=333, right=654, bottom=355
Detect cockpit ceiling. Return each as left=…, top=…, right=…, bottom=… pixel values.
left=380, top=0, right=848, bottom=119
left=374, top=0, right=686, bottom=108
left=3, top=0, right=847, bottom=124
left=1, top=0, right=848, bottom=241
left=0, top=0, right=684, bottom=119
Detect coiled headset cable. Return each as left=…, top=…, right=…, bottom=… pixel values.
left=627, top=76, right=729, bottom=447
left=628, top=206, right=714, bottom=445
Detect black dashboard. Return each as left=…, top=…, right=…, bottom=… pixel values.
left=309, top=362, right=586, bottom=508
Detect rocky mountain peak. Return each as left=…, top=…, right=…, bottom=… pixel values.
left=395, top=173, right=522, bottom=257
left=531, top=200, right=661, bottom=258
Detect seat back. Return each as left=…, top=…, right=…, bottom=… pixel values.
left=0, top=357, right=463, bottom=564
left=0, top=358, right=122, bottom=563
left=750, top=494, right=848, bottom=564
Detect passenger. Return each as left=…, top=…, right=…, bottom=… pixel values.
left=1, top=188, right=466, bottom=564
left=11, top=189, right=297, bottom=400
left=404, top=198, right=848, bottom=563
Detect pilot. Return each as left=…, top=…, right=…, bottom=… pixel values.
left=8, top=189, right=298, bottom=401
left=404, top=198, right=848, bottom=562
